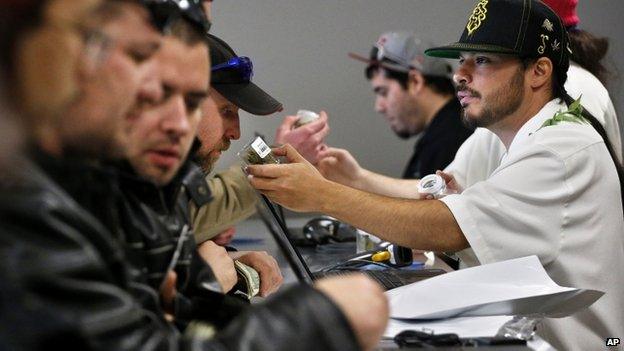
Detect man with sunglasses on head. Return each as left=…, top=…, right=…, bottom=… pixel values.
left=195, top=0, right=329, bottom=248
left=190, top=34, right=286, bottom=298
left=186, top=32, right=338, bottom=297
left=189, top=38, right=329, bottom=246
left=188, top=31, right=330, bottom=297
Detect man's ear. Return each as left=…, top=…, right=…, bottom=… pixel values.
left=529, top=57, right=553, bottom=90
left=408, top=70, right=425, bottom=95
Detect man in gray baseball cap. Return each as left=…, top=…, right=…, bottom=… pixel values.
left=346, top=31, right=473, bottom=179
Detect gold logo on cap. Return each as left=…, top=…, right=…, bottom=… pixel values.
left=466, top=0, right=489, bottom=36
left=538, top=34, right=549, bottom=54
left=542, top=19, right=554, bottom=32
left=551, top=39, right=560, bottom=52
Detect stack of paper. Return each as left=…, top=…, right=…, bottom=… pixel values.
left=384, top=256, right=603, bottom=338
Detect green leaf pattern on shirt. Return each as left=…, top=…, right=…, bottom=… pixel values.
left=538, top=96, right=589, bottom=131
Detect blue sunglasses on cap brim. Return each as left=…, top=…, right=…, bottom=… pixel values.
left=211, top=56, right=253, bottom=82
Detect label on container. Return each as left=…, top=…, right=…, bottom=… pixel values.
left=251, top=136, right=271, bottom=158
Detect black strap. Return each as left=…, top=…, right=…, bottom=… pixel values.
left=563, top=94, right=624, bottom=216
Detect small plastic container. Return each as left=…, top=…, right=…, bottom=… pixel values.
left=294, top=109, right=320, bottom=128
left=237, top=136, right=280, bottom=166
left=417, top=174, right=447, bottom=199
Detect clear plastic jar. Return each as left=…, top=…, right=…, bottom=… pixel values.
left=417, top=174, right=447, bottom=199
left=237, top=136, right=280, bottom=165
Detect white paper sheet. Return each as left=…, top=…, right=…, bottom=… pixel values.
left=384, top=315, right=514, bottom=338
left=386, top=255, right=603, bottom=319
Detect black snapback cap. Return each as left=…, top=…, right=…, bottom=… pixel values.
left=207, top=34, right=283, bottom=116
left=425, top=0, right=570, bottom=84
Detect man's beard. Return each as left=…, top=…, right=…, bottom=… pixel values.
left=197, top=137, right=230, bottom=174
left=458, top=67, right=525, bottom=129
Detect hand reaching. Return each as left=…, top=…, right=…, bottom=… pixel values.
left=317, top=147, right=364, bottom=188
left=274, top=111, right=330, bottom=164
left=247, top=144, right=331, bottom=212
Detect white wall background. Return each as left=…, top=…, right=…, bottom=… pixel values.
left=210, top=0, right=624, bottom=177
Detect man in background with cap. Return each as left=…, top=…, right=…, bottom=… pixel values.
left=341, top=32, right=473, bottom=180
left=247, top=0, right=624, bottom=349
left=317, top=32, right=473, bottom=200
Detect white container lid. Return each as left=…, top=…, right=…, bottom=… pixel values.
left=296, top=110, right=320, bottom=126
left=417, top=174, right=446, bottom=195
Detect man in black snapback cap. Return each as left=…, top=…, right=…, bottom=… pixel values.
left=425, top=0, right=571, bottom=115
left=208, top=34, right=283, bottom=116
left=191, top=33, right=285, bottom=298
left=246, top=1, right=624, bottom=349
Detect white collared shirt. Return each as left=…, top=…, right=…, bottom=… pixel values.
left=441, top=99, right=624, bottom=350
left=445, top=62, right=622, bottom=191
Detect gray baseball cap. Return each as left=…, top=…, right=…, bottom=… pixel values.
left=349, top=31, right=452, bottom=78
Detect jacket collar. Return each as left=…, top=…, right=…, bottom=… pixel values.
left=116, top=159, right=212, bottom=212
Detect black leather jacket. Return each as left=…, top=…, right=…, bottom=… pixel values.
left=116, top=161, right=248, bottom=328
left=0, top=154, right=360, bottom=350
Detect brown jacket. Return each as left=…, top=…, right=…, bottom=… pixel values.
left=191, top=166, right=257, bottom=243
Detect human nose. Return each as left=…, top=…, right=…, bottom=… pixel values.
left=375, top=97, right=386, bottom=114
left=454, top=61, right=471, bottom=86
left=161, top=96, right=190, bottom=138
left=225, top=113, right=241, bottom=141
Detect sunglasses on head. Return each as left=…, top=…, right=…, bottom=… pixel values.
left=212, top=56, right=253, bottom=82
left=143, top=0, right=211, bottom=34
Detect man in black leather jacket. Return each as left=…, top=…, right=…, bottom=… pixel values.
left=0, top=1, right=389, bottom=350
left=119, top=27, right=283, bottom=325
left=112, top=13, right=243, bottom=328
